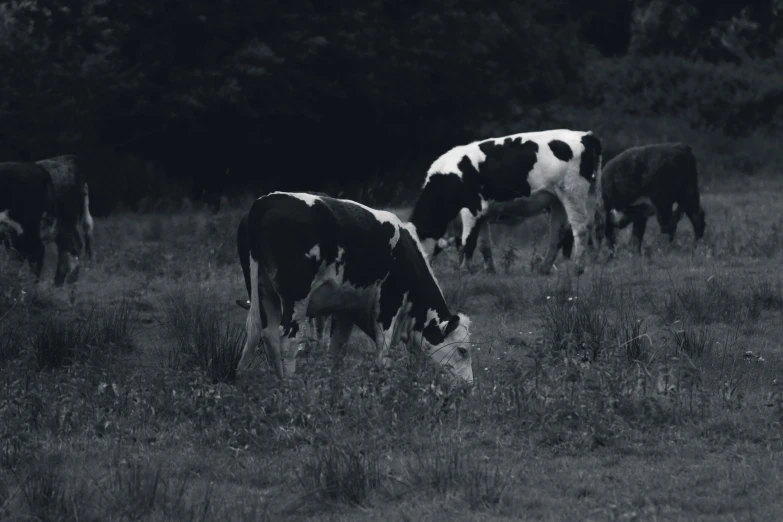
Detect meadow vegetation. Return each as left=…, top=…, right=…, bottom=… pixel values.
left=2, top=162, right=783, bottom=520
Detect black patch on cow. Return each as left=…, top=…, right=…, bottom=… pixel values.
left=474, top=137, right=536, bottom=201
left=409, top=173, right=468, bottom=241
left=391, top=227, right=453, bottom=345
left=579, top=132, right=603, bottom=182
left=548, top=140, right=573, bottom=162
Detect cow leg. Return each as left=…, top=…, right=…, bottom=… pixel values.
left=536, top=200, right=568, bottom=275
left=476, top=221, right=496, bottom=274
left=82, top=185, right=95, bottom=260
left=603, top=208, right=619, bottom=259
left=54, top=248, right=70, bottom=287
left=559, top=221, right=574, bottom=259
left=655, top=202, right=676, bottom=243
left=83, top=220, right=94, bottom=260
left=555, top=185, right=591, bottom=275
left=14, top=233, right=45, bottom=282
left=457, top=211, right=481, bottom=274
left=631, top=217, right=648, bottom=255
left=280, top=298, right=311, bottom=380
left=679, top=195, right=707, bottom=242
left=328, top=314, right=354, bottom=369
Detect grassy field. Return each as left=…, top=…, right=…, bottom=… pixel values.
left=2, top=174, right=783, bottom=521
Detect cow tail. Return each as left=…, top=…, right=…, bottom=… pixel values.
left=245, top=198, right=272, bottom=334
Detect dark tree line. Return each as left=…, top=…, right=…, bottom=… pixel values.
left=0, top=0, right=780, bottom=214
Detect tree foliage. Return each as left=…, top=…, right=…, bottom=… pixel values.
left=0, top=0, right=781, bottom=212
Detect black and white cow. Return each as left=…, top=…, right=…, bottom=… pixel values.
left=238, top=191, right=473, bottom=384
left=0, top=162, right=56, bottom=280
left=594, top=142, right=706, bottom=255
left=36, top=155, right=95, bottom=286
left=409, top=129, right=603, bottom=275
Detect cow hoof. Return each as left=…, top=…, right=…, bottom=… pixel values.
left=485, top=265, right=497, bottom=275
left=537, top=263, right=552, bottom=276
left=574, top=264, right=585, bottom=276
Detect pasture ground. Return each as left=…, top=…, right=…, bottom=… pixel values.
left=2, top=175, right=783, bottom=521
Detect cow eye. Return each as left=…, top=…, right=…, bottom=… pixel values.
left=457, top=346, right=469, bottom=359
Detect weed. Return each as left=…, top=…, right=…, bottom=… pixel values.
left=298, top=439, right=384, bottom=507
left=32, top=316, right=90, bottom=370
left=671, top=323, right=716, bottom=359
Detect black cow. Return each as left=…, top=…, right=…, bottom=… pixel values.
left=238, top=191, right=474, bottom=384
left=409, top=129, right=603, bottom=275
left=36, top=155, right=95, bottom=285
left=0, top=162, right=55, bottom=280
left=595, top=143, right=706, bottom=255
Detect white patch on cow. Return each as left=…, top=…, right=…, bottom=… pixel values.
left=460, top=208, right=477, bottom=246
left=306, top=244, right=321, bottom=262
left=426, top=147, right=486, bottom=182
left=419, top=237, right=436, bottom=258
left=436, top=238, right=449, bottom=249
left=0, top=209, right=23, bottom=235
left=610, top=196, right=656, bottom=225
left=286, top=192, right=320, bottom=206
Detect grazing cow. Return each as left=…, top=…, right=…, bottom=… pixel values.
left=0, top=162, right=56, bottom=280
left=409, top=129, right=602, bottom=275
left=36, top=155, right=95, bottom=286
left=238, top=191, right=473, bottom=384
left=595, top=143, right=706, bottom=255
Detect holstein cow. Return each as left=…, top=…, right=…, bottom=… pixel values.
left=0, top=162, right=56, bottom=280
left=594, top=142, right=706, bottom=256
left=409, top=129, right=603, bottom=275
left=36, top=154, right=95, bottom=285
left=238, top=191, right=474, bottom=384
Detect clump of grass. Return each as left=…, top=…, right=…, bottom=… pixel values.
left=20, top=457, right=86, bottom=522
left=88, top=297, right=138, bottom=351
left=664, top=276, right=761, bottom=325
left=297, top=439, right=384, bottom=507
left=32, top=316, right=91, bottom=370
left=613, top=287, right=652, bottom=362
left=500, top=244, right=518, bottom=274
left=748, top=277, right=783, bottom=311
left=536, top=272, right=613, bottom=361
left=193, top=310, right=245, bottom=383
left=406, top=445, right=510, bottom=511
left=671, top=322, right=716, bottom=359
left=161, top=287, right=245, bottom=381
left=0, top=311, right=27, bottom=363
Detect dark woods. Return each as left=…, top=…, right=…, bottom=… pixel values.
left=0, top=0, right=781, bottom=215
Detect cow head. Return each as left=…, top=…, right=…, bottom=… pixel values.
left=419, top=312, right=473, bottom=385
